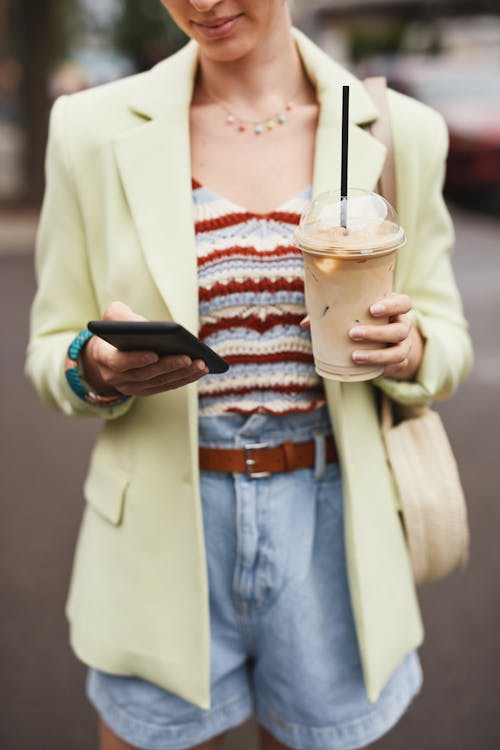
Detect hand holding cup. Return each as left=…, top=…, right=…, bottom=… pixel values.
left=349, top=293, right=424, bottom=380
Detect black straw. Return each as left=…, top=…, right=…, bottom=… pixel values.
left=340, top=85, right=350, bottom=230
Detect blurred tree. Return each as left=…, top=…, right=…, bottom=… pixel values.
left=114, top=0, right=188, bottom=71
left=4, top=0, right=186, bottom=204
left=8, top=0, right=78, bottom=203
left=348, top=16, right=411, bottom=62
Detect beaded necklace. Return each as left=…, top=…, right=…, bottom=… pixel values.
left=204, top=85, right=300, bottom=135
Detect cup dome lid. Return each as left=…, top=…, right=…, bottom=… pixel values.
left=295, top=188, right=405, bottom=255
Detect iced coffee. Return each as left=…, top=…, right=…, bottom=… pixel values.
left=295, top=189, right=406, bottom=382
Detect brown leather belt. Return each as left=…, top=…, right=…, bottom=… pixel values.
left=199, top=436, right=337, bottom=478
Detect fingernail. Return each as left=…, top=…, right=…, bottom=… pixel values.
left=143, top=353, right=159, bottom=364
left=349, top=327, right=365, bottom=340
left=370, top=303, right=385, bottom=315
left=353, top=351, right=368, bottom=363
left=193, top=361, right=207, bottom=372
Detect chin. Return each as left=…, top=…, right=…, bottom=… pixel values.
left=200, top=38, right=256, bottom=62
left=191, top=18, right=259, bottom=63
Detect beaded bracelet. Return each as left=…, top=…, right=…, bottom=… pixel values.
left=64, top=328, right=130, bottom=406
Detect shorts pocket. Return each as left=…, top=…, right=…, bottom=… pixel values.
left=84, top=453, right=130, bottom=526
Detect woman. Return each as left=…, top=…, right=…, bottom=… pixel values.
left=26, top=1, right=472, bottom=749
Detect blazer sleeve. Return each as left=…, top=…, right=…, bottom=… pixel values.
left=374, top=108, right=473, bottom=405
left=25, top=96, right=135, bottom=419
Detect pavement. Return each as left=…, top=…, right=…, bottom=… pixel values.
left=1, top=202, right=499, bottom=750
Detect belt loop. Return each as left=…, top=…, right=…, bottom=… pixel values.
left=314, top=432, right=326, bottom=481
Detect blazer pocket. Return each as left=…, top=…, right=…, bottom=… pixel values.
left=84, top=457, right=130, bottom=526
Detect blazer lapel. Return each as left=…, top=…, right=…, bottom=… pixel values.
left=113, top=42, right=200, bottom=332
left=293, top=29, right=387, bottom=198
left=313, top=118, right=387, bottom=198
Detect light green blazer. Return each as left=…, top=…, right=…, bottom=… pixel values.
left=26, top=29, right=472, bottom=708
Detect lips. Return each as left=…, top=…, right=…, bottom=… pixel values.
left=194, top=15, right=239, bottom=28
left=191, top=14, right=243, bottom=39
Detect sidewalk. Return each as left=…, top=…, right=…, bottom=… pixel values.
left=0, top=209, right=39, bottom=256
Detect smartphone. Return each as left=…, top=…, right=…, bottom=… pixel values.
left=87, top=321, right=229, bottom=374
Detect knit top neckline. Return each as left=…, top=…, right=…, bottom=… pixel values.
left=191, top=178, right=312, bottom=220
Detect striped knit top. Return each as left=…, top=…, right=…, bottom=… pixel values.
left=193, top=178, right=326, bottom=416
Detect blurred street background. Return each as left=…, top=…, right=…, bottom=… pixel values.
left=1, top=1, right=499, bottom=748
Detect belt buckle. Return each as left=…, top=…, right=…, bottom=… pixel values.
left=244, top=442, right=271, bottom=479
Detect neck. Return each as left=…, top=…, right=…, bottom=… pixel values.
left=197, top=23, right=310, bottom=117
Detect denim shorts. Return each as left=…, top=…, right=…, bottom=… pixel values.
left=87, top=406, right=422, bottom=750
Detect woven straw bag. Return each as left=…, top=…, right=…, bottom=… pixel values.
left=380, top=397, right=469, bottom=584
left=364, top=76, right=470, bottom=584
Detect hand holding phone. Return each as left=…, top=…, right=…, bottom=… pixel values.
left=87, top=320, right=228, bottom=373
left=81, top=302, right=223, bottom=398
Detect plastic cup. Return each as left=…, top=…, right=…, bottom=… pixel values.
left=295, top=189, right=406, bottom=382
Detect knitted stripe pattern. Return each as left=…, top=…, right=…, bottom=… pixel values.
left=193, top=179, right=326, bottom=416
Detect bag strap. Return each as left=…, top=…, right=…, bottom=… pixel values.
left=363, top=76, right=398, bottom=213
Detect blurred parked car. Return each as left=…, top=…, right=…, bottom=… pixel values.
left=389, top=56, right=500, bottom=201
left=359, top=54, right=500, bottom=203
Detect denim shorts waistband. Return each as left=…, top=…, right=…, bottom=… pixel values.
left=198, top=406, right=332, bottom=449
